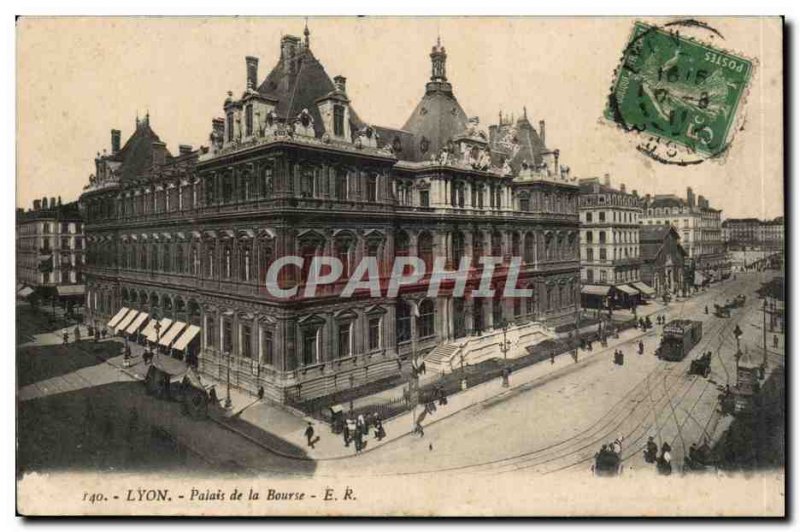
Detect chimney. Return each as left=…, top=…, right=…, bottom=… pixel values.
left=645, top=193, right=651, bottom=205
left=687, top=187, right=695, bottom=208
left=632, top=189, right=638, bottom=197
left=50, top=197, right=56, bottom=209
left=281, top=35, right=301, bottom=73
left=620, top=183, right=626, bottom=193
left=111, top=129, right=121, bottom=154
left=179, top=144, right=193, bottom=155
left=245, top=56, right=259, bottom=90
left=604, top=173, right=611, bottom=187
left=212, top=117, right=225, bottom=136
left=42, top=197, right=48, bottom=209
left=539, top=120, right=546, bottom=145
left=334, top=75, right=347, bottom=93
left=57, top=196, right=62, bottom=206
left=698, top=195, right=705, bottom=209
left=33, top=199, right=41, bottom=210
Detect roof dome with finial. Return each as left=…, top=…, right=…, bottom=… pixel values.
left=400, top=37, right=470, bottom=161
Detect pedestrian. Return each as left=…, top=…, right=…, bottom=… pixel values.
left=414, top=422, right=424, bottom=438
left=94, top=328, right=99, bottom=342
left=374, top=418, right=386, bottom=441
left=101, top=327, right=107, bottom=339
left=304, top=422, right=315, bottom=448
left=345, top=417, right=356, bottom=447
left=550, top=351, right=555, bottom=365
left=74, top=325, right=81, bottom=343
left=638, top=340, right=644, bottom=355
left=354, top=426, right=364, bottom=453
left=357, top=413, right=366, bottom=433
left=62, top=330, right=69, bottom=345
left=773, top=335, right=779, bottom=349
left=704, top=305, right=709, bottom=315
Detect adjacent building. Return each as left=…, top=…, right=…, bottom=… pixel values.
left=639, top=225, right=687, bottom=298
left=81, top=30, right=580, bottom=403
left=16, top=198, right=85, bottom=311
left=578, top=175, right=647, bottom=309
left=641, top=187, right=727, bottom=283
left=722, top=216, right=784, bottom=252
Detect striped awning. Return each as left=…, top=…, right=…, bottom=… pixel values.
left=145, top=318, right=173, bottom=343
left=173, top=325, right=201, bottom=351
left=107, top=307, right=130, bottom=329
left=631, top=282, right=656, bottom=296
left=581, top=285, right=611, bottom=296
left=125, top=312, right=149, bottom=334
left=616, top=284, right=640, bottom=296
left=158, top=321, right=187, bottom=347
left=115, top=310, right=140, bottom=334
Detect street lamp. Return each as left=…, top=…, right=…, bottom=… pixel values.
left=224, top=350, right=232, bottom=409
left=733, top=324, right=743, bottom=362
left=154, top=320, right=162, bottom=354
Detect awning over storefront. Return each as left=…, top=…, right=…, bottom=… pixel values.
left=581, top=285, right=612, bottom=296
left=17, top=286, right=34, bottom=298
left=56, top=284, right=85, bottom=297
left=632, top=281, right=656, bottom=296
left=125, top=312, right=149, bottom=335
left=158, top=321, right=187, bottom=347
left=616, top=284, right=640, bottom=296
left=115, top=310, right=139, bottom=334
left=107, top=307, right=130, bottom=329
left=173, top=325, right=201, bottom=351
left=145, top=318, right=173, bottom=343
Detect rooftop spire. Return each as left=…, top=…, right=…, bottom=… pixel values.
left=304, top=17, right=310, bottom=48
left=430, top=36, right=447, bottom=82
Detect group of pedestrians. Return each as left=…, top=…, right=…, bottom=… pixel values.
left=341, top=412, right=386, bottom=453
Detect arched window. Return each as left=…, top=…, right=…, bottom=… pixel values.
left=299, top=234, right=324, bottom=283
left=473, top=232, right=484, bottom=264
left=175, top=244, right=184, bottom=273
left=300, top=166, right=315, bottom=198
left=491, top=231, right=503, bottom=257
left=519, top=193, right=530, bottom=212
left=417, top=299, right=435, bottom=338
left=162, top=244, right=171, bottom=272
left=417, top=231, right=434, bottom=270
left=335, top=168, right=348, bottom=200
left=335, top=235, right=355, bottom=278
left=511, top=233, right=521, bottom=258
left=396, top=300, right=412, bottom=343
left=223, top=245, right=232, bottom=278
left=206, top=245, right=215, bottom=278
left=526, top=285, right=535, bottom=315
left=240, top=242, right=252, bottom=282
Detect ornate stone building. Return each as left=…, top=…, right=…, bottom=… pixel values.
left=81, top=29, right=580, bottom=403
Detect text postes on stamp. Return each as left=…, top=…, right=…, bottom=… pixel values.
left=606, top=21, right=753, bottom=165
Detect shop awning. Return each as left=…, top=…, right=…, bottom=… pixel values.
left=17, top=286, right=34, bottom=298
left=173, top=324, right=201, bottom=351
left=151, top=354, right=190, bottom=382
left=115, top=310, right=139, bottom=334
left=158, top=321, right=187, bottom=347
left=56, top=284, right=85, bottom=297
left=107, top=307, right=130, bottom=329
left=581, top=285, right=611, bottom=296
left=125, top=312, right=149, bottom=335
left=632, top=281, right=656, bottom=296
left=616, top=284, right=640, bottom=296
left=145, top=318, right=173, bottom=343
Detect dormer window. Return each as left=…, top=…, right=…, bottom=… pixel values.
left=333, top=105, right=345, bottom=137
left=245, top=105, right=253, bottom=137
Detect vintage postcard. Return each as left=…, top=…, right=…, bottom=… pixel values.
left=15, top=16, right=785, bottom=517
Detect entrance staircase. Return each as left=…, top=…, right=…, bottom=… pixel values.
left=424, top=321, right=557, bottom=375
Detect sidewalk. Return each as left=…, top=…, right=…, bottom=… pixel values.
left=209, top=320, right=663, bottom=460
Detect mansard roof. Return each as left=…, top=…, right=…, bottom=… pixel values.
left=256, top=43, right=365, bottom=137
left=111, top=118, right=171, bottom=181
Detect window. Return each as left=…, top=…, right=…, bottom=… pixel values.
left=368, top=316, right=381, bottom=351
left=586, top=212, right=592, bottom=223
left=226, top=112, right=234, bottom=142
left=587, top=248, right=593, bottom=261
left=586, top=231, right=593, bottom=243
left=240, top=324, right=252, bottom=358
left=519, top=195, right=530, bottom=212
left=599, top=231, right=607, bottom=243
left=302, top=328, right=318, bottom=365
left=366, top=174, right=378, bottom=203
left=452, top=231, right=464, bottom=266
left=333, top=105, right=345, bottom=137
left=599, top=248, right=607, bottom=261
left=261, top=328, right=274, bottom=365
left=335, top=169, right=348, bottom=200
left=599, top=212, right=606, bottom=222
left=524, top=233, right=535, bottom=263
left=419, top=190, right=430, bottom=207
left=418, top=232, right=433, bottom=269
left=300, top=167, right=315, bottom=198
left=338, top=323, right=351, bottom=358
left=61, top=237, right=70, bottom=249
left=417, top=299, right=435, bottom=338
left=245, top=105, right=253, bottom=137
left=396, top=301, right=411, bottom=343
left=206, top=317, right=216, bottom=348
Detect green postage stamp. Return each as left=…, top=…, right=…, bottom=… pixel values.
left=606, top=20, right=754, bottom=165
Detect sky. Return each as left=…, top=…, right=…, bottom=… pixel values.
left=16, top=16, right=783, bottom=219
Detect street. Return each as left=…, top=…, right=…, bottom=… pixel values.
left=16, top=272, right=784, bottom=479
